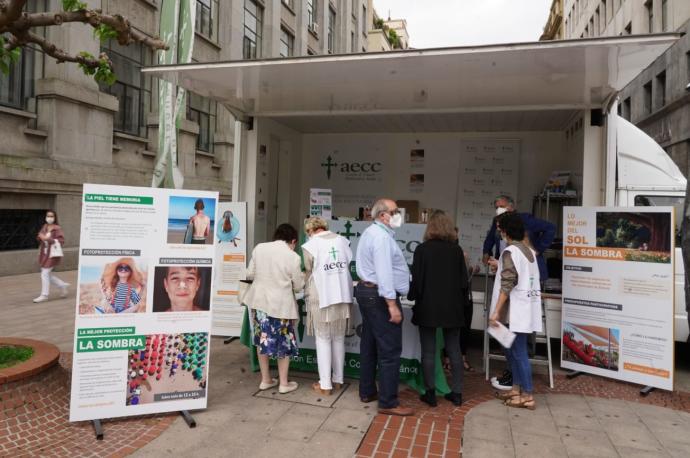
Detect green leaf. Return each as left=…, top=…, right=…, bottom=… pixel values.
left=9, top=47, right=20, bottom=63
left=93, top=24, right=118, bottom=42
left=0, top=60, right=9, bottom=75
left=62, top=0, right=87, bottom=11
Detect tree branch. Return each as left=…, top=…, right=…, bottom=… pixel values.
left=0, top=0, right=28, bottom=29
left=4, top=9, right=167, bottom=50
left=23, top=30, right=104, bottom=69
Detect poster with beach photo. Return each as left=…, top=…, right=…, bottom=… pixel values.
left=561, top=206, right=674, bottom=391
left=70, top=184, right=218, bottom=422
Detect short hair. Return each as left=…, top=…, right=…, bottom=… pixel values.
left=494, top=195, right=514, bottom=206
left=194, top=199, right=205, bottom=210
left=165, top=266, right=199, bottom=278
left=423, top=211, right=456, bottom=242
left=496, top=212, right=525, bottom=241
left=273, top=223, right=298, bottom=243
left=371, top=199, right=392, bottom=219
left=304, top=216, right=328, bottom=233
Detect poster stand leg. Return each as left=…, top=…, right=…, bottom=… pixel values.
left=223, top=337, right=238, bottom=344
left=640, top=386, right=655, bottom=396
left=179, top=410, right=197, bottom=428
left=566, top=371, right=583, bottom=379
left=92, top=419, right=104, bottom=440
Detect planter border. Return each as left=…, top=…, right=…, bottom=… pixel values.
left=0, top=337, right=60, bottom=384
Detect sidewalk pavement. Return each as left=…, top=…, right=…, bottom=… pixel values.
left=3, top=270, right=690, bottom=457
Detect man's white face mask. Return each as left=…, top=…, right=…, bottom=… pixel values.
left=390, top=213, right=403, bottom=228
left=495, top=207, right=508, bottom=216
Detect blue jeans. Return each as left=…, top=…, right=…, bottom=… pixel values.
left=355, top=283, right=402, bottom=409
left=506, top=332, right=533, bottom=393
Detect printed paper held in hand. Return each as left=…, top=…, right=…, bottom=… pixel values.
left=488, top=322, right=516, bottom=348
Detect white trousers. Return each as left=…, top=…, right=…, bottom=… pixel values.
left=315, top=334, right=345, bottom=390
left=41, top=267, right=67, bottom=296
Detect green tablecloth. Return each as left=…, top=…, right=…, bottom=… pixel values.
left=239, top=304, right=451, bottom=395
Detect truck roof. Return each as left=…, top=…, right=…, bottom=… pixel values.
left=144, top=34, right=679, bottom=133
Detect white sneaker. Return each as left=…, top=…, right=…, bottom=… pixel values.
left=33, top=295, right=49, bottom=303
left=279, top=381, right=299, bottom=394
left=60, top=284, right=70, bottom=298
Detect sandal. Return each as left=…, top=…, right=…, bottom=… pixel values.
left=463, top=360, right=475, bottom=372
left=504, top=396, right=536, bottom=410
left=495, top=390, right=520, bottom=401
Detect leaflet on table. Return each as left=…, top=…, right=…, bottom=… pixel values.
left=69, top=184, right=219, bottom=422
left=211, top=202, right=247, bottom=336
left=560, top=207, right=674, bottom=391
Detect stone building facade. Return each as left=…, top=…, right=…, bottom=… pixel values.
left=560, top=0, right=690, bottom=176
left=0, top=0, right=389, bottom=275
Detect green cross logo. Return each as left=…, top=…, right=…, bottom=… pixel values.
left=329, top=247, right=338, bottom=261
left=321, top=155, right=337, bottom=180
left=339, top=220, right=360, bottom=241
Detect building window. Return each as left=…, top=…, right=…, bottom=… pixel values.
left=0, top=0, right=42, bottom=111
left=243, top=0, right=263, bottom=59
left=281, top=0, right=294, bottom=9
left=328, top=7, right=336, bottom=54
left=279, top=27, right=294, bottom=57
left=622, top=97, right=631, bottom=120
left=0, top=209, right=47, bottom=251
left=186, top=92, right=216, bottom=153
left=362, top=5, right=367, bottom=35
left=646, top=0, right=653, bottom=33
left=656, top=71, right=666, bottom=109
left=624, top=22, right=632, bottom=34
left=307, top=47, right=316, bottom=56
left=100, top=40, right=151, bottom=137
left=307, top=0, right=317, bottom=31
left=643, top=81, right=652, bottom=115
left=661, top=0, right=668, bottom=31
left=195, top=0, right=218, bottom=41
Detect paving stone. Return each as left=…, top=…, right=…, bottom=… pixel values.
left=461, top=438, right=516, bottom=458
left=470, top=398, right=510, bottom=420
left=268, top=403, right=333, bottom=442
left=320, top=407, right=375, bottom=436
left=462, top=413, right=512, bottom=444
left=254, top=375, right=347, bottom=408
left=509, top=411, right=560, bottom=439
left=615, top=445, right=671, bottom=458
left=558, top=426, right=619, bottom=457
left=511, top=431, right=567, bottom=458
left=601, top=420, right=666, bottom=452
left=303, top=430, right=362, bottom=457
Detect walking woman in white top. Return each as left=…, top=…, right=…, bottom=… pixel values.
left=489, top=212, right=542, bottom=410
left=302, top=217, right=353, bottom=395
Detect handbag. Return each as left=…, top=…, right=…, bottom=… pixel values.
left=49, top=240, right=64, bottom=258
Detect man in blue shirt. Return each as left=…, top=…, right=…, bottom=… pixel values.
left=482, top=195, right=556, bottom=283
left=355, top=198, right=414, bottom=417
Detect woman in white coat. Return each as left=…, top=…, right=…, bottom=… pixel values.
left=245, top=223, right=305, bottom=394
left=302, top=217, right=353, bottom=395
left=489, top=212, right=542, bottom=410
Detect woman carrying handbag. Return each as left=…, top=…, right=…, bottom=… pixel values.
left=34, top=209, right=69, bottom=303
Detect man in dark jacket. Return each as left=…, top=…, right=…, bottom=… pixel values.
left=482, top=195, right=556, bottom=283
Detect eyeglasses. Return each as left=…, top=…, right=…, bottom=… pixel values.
left=117, top=265, right=132, bottom=272
left=387, top=209, right=401, bottom=216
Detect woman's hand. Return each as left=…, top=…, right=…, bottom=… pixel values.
left=489, top=312, right=500, bottom=327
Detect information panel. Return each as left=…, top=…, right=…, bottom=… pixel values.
left=69, top=184, right=219, bottom=421
left=561, top=207, right=674, bottom=390
left=212, top=202, right=247, bottom=336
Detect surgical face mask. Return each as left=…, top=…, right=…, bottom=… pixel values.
left=495, top=207, right=508, bottom=216
left=390, top=213, right=403, bottom=228
left=45, top=216, right=55, bottom=224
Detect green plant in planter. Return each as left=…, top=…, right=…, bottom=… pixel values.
left=0, top=345, right=34, bottom=369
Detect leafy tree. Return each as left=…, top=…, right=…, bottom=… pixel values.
left=0, top=0, right=167, bottom=84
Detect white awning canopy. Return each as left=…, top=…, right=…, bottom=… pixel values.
left=143, top=34, right=679, bottom=128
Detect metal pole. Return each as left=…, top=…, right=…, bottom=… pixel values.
left=232, top=119, right=245, bottom=202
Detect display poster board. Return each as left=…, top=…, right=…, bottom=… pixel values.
left=309, top=188, right=332, bottom=220
left=212, top=202, right=247, bottom=336
left=560, top=207, right=674, bottom=390
left=455, top=139, right=519, bottom=266
left=69, top=184, right=219, bottom=421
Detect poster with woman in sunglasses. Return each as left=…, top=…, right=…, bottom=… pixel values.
left=77, top=257, right=147, bottom=314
